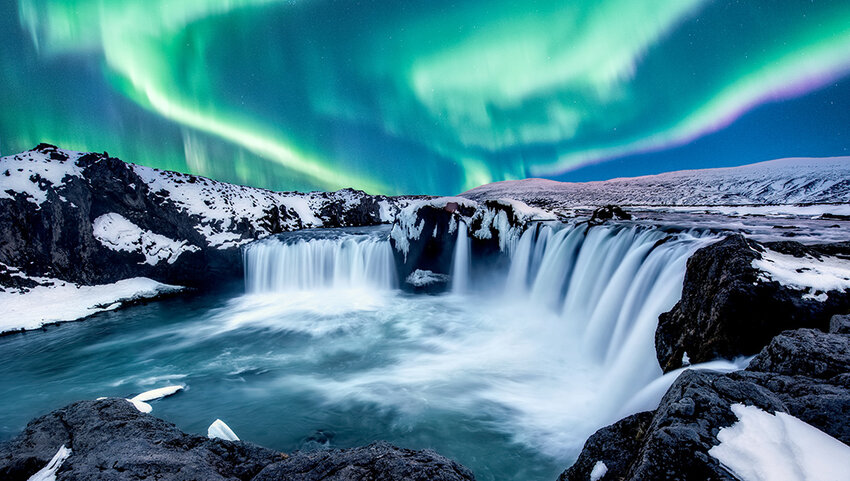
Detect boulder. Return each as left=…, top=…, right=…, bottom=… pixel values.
left=253, top=442, right=475, bottom=481
left=0, top=398, right=477, bottom=481
left=656, top=235, right=850, bottom=372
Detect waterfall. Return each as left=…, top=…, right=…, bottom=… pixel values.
left=243, top=229, right=397, bottom=292
left=451, top=221, right=471, bottom=294
left=504, top=223, right=711, bottom=419
left=234, top=222, right=713, bottom=461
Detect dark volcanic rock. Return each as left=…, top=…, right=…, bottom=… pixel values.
left=656, top=234, right=850, bottom=372
left=253, top=441, right=475, bottom=481
left=588, top=204, right=631, bottom=224
left=0, top=399, right=477, bottom=481
left=747, top=328, right=850, bottom=380
left=0, top=398, right=280, bottom=481
left=831, top=313, right=850, bottom=334
left=389, top=201, right=478, bottom=292
left=557, top=412, right=653, bottom=481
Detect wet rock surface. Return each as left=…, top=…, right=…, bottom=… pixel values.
left=0, top=398, right=476, bottom=481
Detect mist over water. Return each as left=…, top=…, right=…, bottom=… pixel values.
left=0, top=224, right=714, bottom=481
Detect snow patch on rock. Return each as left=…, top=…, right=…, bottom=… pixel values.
left=26, top=444, right=71, bottom=481
left=753, top=248, right=850, bottom=300
left=0, top=149, right=84, bottom=206
left=208, top=419, right=240, bottom=442
left=405, top=269, right=451, bottom=287
left=93, top=213, right=200, bottom=265
left=589, top=460, right=608, bottom=481
left=709, top=403, right=850, bottom=481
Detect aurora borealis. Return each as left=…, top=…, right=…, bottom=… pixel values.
left=1, top=0, right=849, bottom=195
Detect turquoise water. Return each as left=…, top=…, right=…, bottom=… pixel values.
left=0, top=285, right=566, bottom=481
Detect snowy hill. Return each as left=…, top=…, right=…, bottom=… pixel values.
left=462, top=157, right=850, bottom=211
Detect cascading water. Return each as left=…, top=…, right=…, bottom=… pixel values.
left=451, top=221, right=471, bottom=294
left=243, top=228, right=397, bottom=292
left=236, top=223, right=713, bottom=453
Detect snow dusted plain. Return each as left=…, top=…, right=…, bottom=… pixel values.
left=462, top=156, right=850, bottom=215
left=709, top=404, right=850, bottom=481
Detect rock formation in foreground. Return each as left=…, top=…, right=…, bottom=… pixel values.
left=561, top=325, right=850, bottom=480
left=0, top=398, right=475, bottom=481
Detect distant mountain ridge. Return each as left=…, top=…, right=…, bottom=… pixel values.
left=462, top=157, right=850, bottom=207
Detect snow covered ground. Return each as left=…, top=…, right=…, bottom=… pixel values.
left=462, top=156, right=850, bottom=214
left=0, top=272, right=183, bottom=334
left=753, top=247, right=850, bottom=301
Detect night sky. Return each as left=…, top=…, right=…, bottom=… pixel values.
left=1, top=0, right=849, bottom=195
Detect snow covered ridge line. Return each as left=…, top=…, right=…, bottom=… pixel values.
left=462, top=155, right=850, bottom=210
left=1, top=144, right=413, bottom=252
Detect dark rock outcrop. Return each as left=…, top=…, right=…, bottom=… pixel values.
left=253, top=442, right=475, bottom=481
left=562, top=328, right=850, bottom=481
left=0, top=398, right=476, bottom=481
left=389, top=201, right=478, bottom=291
left=656, top=234, right=850, bottom=372
left=0, top=398, right=280, bottom=481
left=588, top=205, right=632, bottom=224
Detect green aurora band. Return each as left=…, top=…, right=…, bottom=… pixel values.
left=2, top=0, right=850, bottom=194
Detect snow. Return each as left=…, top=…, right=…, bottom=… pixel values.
left=130, top=385, right=185, bottom=403
left=753, top=248, right=850, bottom=299
left=27, top=444, right=71, bottom=481
left=708, top=403, right=850, bottom=481
left=589, top=460, right=608, bottom=481
left=405, top=269, right=450, bottom=287
left=208, top=419, right=240, bottom=442
left=0, top=276, right=183, bottom=334
left=462, top=156, right=850, bottom=212
left=0, top=149, right=84, bottom=206
left=126, top=398, right=153, bottom=413
left=92, top=213, right=200, bottom=265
